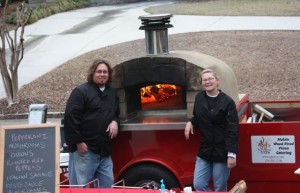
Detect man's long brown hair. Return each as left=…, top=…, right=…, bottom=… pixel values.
left=87, top=59, right=113, bottom=86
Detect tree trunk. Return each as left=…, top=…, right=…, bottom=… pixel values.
left=0, top=66, right=14, bottom=106
left=0, top=53, right=14, bottom=106
left=0, top=1, right=31, bottom=107
left=11, top=63, right=19, bottom=103
left=0, top=23, right=14, bottom=106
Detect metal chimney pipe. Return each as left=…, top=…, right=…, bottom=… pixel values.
left=139, top=14, right=173, bottom=55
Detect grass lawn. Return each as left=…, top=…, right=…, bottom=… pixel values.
left=145, top=0, right=300, bottom=16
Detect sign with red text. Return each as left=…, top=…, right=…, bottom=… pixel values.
left=0, top=123, right=60, bottom=193
left=251, top=135, right=295, bottom=163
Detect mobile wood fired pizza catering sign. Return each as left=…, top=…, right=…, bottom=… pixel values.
left=251, top=135, right=295, bottom=163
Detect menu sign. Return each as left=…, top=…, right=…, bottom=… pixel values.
left=0, top=124, right=60, bottom=193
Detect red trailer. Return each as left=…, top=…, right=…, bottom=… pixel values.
left=111, top=94, right=300, bottom=193
left=57, top=13, right=300, bottom=193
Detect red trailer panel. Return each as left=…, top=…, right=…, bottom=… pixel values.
left=111, top=96, right=300, bottom=193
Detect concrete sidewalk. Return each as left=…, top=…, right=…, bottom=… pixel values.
left=1, top=0, right=300, bottom=99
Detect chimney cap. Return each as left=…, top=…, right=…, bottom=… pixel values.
left=139, top=13, right=173, bottom=30
left=138, top=13, right=173, bottom=21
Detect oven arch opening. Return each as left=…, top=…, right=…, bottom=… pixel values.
left=125, top=83, right=186, bottom=115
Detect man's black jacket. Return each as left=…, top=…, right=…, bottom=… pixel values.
left=64, top=82, right=120, bottom=156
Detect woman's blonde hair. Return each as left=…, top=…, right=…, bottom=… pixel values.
left=200, top=69, right=219, bottom=81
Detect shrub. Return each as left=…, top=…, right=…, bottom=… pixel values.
left=4, top=0, right=90, bottom=24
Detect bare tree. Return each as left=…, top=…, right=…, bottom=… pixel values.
left=0, top=0, right=31, bottom=107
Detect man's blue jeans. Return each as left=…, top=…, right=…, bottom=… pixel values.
left=68, top=150, right=114, bottom=188
left=193, top=156, right=230, bottom=192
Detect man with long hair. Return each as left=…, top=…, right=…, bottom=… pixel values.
left=64, top=59, right=120, bottom=188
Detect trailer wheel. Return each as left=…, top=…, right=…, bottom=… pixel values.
left=120, top=164, right=180, bottom=189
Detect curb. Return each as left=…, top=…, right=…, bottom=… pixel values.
left=0, top=112, right=64, bottom=120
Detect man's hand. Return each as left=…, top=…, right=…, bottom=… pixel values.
left=77, top=142, right=88, bottom=154
left=107, top=120, right=118, bottom=139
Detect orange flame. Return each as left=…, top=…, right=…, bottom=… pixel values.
left=140, top=84, right=177, bottom=104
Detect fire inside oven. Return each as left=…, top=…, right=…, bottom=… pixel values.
left=140, top=84, right=183, bottom=110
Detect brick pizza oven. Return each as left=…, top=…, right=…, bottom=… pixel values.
left=111, top=14, right=239, bottom=122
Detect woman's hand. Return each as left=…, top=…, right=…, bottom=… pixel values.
left=227, top=157, right=237, bottom=169
left=184, top=122, right=194, bottom=140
